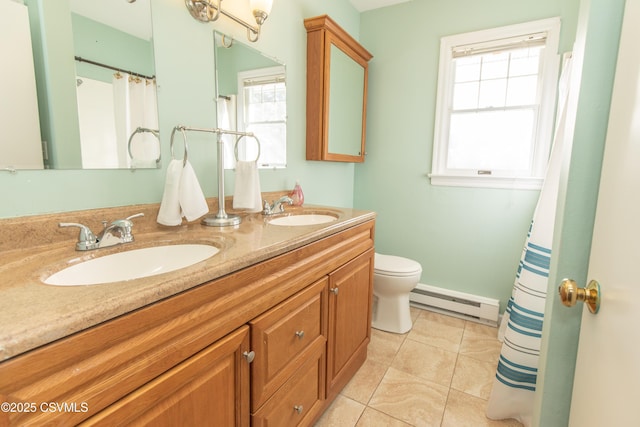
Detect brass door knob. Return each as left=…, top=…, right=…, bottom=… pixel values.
left=558, top=279, right=601, bottom=314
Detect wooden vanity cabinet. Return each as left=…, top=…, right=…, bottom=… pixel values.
left=251, top=250, right=374, bottom=425
left=0, top=220, right=374, bottom=426
left=305, top=15, right=373, bottom=163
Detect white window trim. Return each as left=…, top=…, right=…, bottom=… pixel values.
left=430, top=18, right=561, bottom=190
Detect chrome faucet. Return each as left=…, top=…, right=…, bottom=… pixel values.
left=59, top=213, right=144, bottom=251
left=262, top=196, right=293, bottom=215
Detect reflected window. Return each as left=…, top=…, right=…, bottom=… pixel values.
left=237, top=66, right=286, bottom=168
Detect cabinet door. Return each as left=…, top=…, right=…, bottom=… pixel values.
left=82, top=326, right=251, bottom=427
left=326, top=249, right=374, bottom=399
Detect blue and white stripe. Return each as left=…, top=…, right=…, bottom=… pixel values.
left=486, top=56, right=573, bottom=426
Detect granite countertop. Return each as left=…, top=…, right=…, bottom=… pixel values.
left=0, top=205, right=375, bottom=361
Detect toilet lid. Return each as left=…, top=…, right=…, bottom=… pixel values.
left=374, top=253, right=422, bottom=276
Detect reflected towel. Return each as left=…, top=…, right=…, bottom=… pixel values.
left=233, top=161, right=262, bottom=212
left=179, top=160, right=209, bottom=221
left=157, top=159, right=183, bottom=226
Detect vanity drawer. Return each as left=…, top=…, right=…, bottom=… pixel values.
left=250, top=277, right=327, bottom=411
left=251, top=338, right=325, bottom=427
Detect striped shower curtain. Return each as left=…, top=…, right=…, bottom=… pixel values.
left=485, top=55, right=573, bottom=426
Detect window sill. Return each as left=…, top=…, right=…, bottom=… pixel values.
left=429, top=173, right=543, bottom=190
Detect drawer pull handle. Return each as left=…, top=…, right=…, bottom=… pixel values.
left=242, top=350, right=255, bottom=364
left=295, top=330, right=305, bottom=339
left=330, top=287, right=339, bottom=295
left=294, top=405, right=304, bottom=414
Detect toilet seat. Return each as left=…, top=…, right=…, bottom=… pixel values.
left=374, top=253, right=422, bottom=277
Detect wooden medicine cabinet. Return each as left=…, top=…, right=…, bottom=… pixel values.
left=305, top=15, right=373, bottom=163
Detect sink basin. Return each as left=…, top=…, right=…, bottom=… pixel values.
left=268, top=214, right=338, bottom=226
left=43, top=244, right=219, bottom=286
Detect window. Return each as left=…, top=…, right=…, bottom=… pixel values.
left=236, top=66, right=286, bottom=169
left=430, top=18, right=561, bottom=189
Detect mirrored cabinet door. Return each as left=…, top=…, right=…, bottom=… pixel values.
left=304, top=15, right=373, bottom=163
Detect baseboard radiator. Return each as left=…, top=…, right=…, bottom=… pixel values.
left=409, top=283, right=500, bottom=327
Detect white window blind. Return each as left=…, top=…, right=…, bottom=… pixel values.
left=451, top=32, right=547, bottom=58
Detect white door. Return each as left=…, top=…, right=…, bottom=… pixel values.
left=567, top=1, right=640, bottom=425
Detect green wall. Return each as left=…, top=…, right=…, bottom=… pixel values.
left=1, top=0, right=628, bottom=423
left=0, top=0, right=361, bottom=218
left=356, top=0, right=581, bottom=310
left=355, top=0, right=623, bottom=424
left=72, top=13, right=154, bottom=83
left=215, top=39, right=280, bottom=96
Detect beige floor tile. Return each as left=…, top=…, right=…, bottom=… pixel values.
left=342, top=358, right=389, bottom=404
left=367, top=328, right=407, bottom=365
left=459, top=331, right=502, bottom=363
left=369, top=367, right=448, bottom=427
left=392, top=338, right=457, bottom=387
left=418, top=310, right=467, bottom=328
left=407, top=314, right=464, bottom=353
left=464, top=321, right=499, bottom=339
left=314, top=395, right=365, bottom=427
left=355, top=407, right=413, bottom=426
left=451, top=354, right=497, bottom=399
left=315, top=308, right=513, bottom=427
left=410, top=306, right=422, bottom=322
left=442, top=389, right=523, bottom=427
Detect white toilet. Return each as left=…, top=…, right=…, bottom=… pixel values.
left=372, top=253, right=422, bottom=334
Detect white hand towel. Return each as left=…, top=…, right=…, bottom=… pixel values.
left=233, top=160, right=262, bottom=212
left=179, top=160, right=209, bottom=221
left=157, top=159, right=183, bottom=226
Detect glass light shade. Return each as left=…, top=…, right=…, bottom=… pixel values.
left=250, top=0, right=272, bottom=15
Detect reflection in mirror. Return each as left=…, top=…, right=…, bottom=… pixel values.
left=1, top=0, right=43, bottom=170
left=328, top=44, right=365, bottom=156
left=213, top=31, right=286, bottom=169
left=1, top=0, right=159, bottom=170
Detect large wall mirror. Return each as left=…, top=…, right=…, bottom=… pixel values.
left=1, top=0, right=159, bottom=171
left=327, top=45, right=366, bottom=156
left=213, top=31, right=286, bottom=169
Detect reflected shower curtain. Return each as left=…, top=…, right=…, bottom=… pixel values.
left=216, top=95, right=237, bottom=168
left=113, top=73, right=159, bottom=168
left=486, top=56, right=573, bottom=426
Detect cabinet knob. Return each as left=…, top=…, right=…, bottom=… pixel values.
left=330, top=287, right=339, bottom=295
left=242, top=350, right=255, bottom=364
left=294, top=405, right=304, bottom=414
left=295, top=330, right=305, bottom=339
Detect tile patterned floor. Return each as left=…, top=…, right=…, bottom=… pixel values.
left=315, top=308, right=524, bottom=427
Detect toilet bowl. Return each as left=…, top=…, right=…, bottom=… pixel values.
left=372, top=253, right=422, bottom=334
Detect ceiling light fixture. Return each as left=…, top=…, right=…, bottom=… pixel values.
left=185, top=0, right=273, bottom=42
